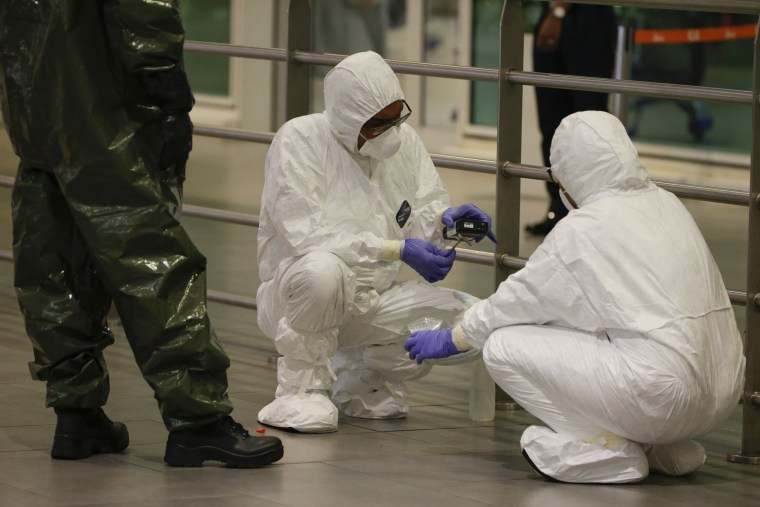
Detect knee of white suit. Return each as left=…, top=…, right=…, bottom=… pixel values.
left=281, top=250, right=356, bottom=333
left=481, top=327, right=525, bottom=385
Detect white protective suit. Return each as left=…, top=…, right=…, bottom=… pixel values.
left=459, top=111, right=745, bottom=483
left=256, top=51, right=477, bottom=432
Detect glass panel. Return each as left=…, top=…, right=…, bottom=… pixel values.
left=468, top=3, right=755, bottom=155
left=422, top=0, right=460, bottom=128
left=625, top=8, right=754, bottom=154
left=181, top=0, right=231, bottom=97
left=470, top=0, right=501, bottom=126
left=309, top=0, right=403, bottom=113
left=470, top=0, right=539, bottom=127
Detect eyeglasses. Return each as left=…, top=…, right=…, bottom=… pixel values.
left=547, top=167, right=578, bottom=209
left=362, top=100, right=412, bottom=137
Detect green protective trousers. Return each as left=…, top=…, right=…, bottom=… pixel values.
left=1, top=0, right=233, bottom=430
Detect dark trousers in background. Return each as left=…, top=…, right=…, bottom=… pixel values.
left=533, top=5, right=617, bottom=221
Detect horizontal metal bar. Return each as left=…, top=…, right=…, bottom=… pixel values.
left=191, top=126, right=751, bottom=207
left=455, top=248, right=496, bottom=266
left=657, top=181, right=750, bottom=206
left=207, top=289, right=257, bottom=310
left=502, top=162, right=548, bottom=180
left=183, top=203, right=500, bottom=269
left=502, top=162, right=750, bottom=206
left=184, top=41, right=286, bottom=61
left=194, top=125, right=274, bottom=144
left=497, top=253, right=749, bottom=306
left=500, top=254, right=527, bottom=272
left=563, top=0, right=760, bottom=15
left=6, top=131, right=745, bottom=212
left=182, top=205, right=259, bottom=227
left=192, top=124, right=499, bottom=175
left=729, top=290, right=748, bottom=306
left=289, top=51, right=344, bottom=68
left=508, top=71, right=753, bottom=105
left=0, top=246, right=748, bottom=307
left=291, top=50, right=500, bottom=81
left=184, top=43, right=754, bottom=107
left=430, top=155, right=497, bottom=175
left=383, top=58, right=498, bottom=82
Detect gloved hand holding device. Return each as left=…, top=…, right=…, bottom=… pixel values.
left=402, top=238, right=455, bottom=283
left=442, top=203, right=498, bottom=243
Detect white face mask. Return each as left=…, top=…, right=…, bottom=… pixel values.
left=359, top=126, right=402, bottom=160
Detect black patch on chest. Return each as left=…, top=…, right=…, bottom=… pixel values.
left=396, top=200, right=412, bottom=228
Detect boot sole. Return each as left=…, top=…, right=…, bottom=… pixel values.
left=521, top=449, right=564, bottom=483
left=164, top=442, right=284, bottom=468
left=51, top=433, right=130, bottom=460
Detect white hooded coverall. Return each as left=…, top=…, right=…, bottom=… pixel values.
left=256, top=51, right=477, bottom=432
left=459, top=111, right=745, bottom=483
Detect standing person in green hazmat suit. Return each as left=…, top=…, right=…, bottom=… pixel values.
left=0, top=0, right=283, bottom=468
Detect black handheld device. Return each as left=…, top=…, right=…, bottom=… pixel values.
left=443, top=219, right=489, bottom=241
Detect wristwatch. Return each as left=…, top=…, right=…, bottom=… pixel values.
left=551, top=4, right=567, bottom=19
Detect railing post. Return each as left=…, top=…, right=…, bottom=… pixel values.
left=496, top=0, right=523, bottom=301
left=285, top=0, right=311, bottom=120
left=728, top=20, right=760, bottom=465
left=611, top=22, right=635, bottom=124
left=494, top=0, right=524, bottom=410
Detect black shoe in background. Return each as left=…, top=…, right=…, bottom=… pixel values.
left=52, top=407, right=129, bottom=459
left=164, top=416, right=284, bottom=468
left=525, top=215, right=561, bottom=236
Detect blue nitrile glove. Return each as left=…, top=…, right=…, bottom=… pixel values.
left=405, top=329, right=458, bottom=363
left=402, top=239, right=456, bottom=283
left=442, top=203, right=498, bottom=243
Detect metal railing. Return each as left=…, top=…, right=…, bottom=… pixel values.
left=0, top=0, right=757, bottom=463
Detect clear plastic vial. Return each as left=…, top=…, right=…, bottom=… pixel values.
left=469, top=357, right=496, bottom=422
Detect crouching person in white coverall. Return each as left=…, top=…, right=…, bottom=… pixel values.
left=405, top=111, right=745, bottom=483
left=256, top=51, right=497, bottom=433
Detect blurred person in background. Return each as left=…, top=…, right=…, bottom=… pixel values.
left=525, top=2, right=617, bottom=235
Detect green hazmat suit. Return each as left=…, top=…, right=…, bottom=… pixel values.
left=0, top=0, right=233, bottom=431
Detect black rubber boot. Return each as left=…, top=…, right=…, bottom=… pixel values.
left=51, top=408, right=129, bottom=460
left=164, top=416, right=284, bottom=468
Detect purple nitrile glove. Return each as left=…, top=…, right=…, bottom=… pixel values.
left=404, top=329, right=458, bottom=364
left=401, top=238, right=456, bottom=283
left=442, top=203, right=498, bottom=243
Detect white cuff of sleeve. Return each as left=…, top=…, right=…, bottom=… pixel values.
left=380, top=240, right=404, bottom=261
left=438, top=208, right=448, bottom=228
left=451, top=325, right=471, bottom=352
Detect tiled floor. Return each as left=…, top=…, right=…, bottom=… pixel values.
left=1, top=129, right=759, bottom=505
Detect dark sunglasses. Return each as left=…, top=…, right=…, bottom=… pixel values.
left=362, top=100, right=412, bottom=137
